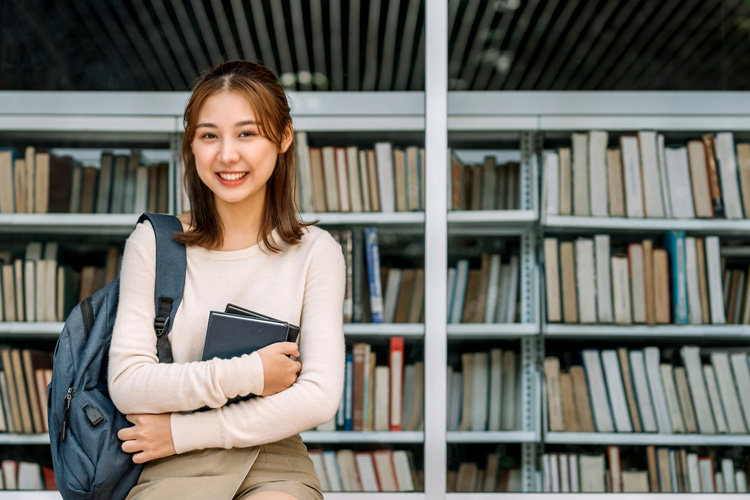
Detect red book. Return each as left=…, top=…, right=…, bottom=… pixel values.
left=389, top=337, right=405, bottom=431
left=42, top=466, right=57, bottom=490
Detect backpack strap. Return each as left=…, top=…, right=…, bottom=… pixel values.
left=137, top=213, right=186, bottom=364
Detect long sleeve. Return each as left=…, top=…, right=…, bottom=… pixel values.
left=169, top=233, right=346, bottom=453
left=108, top=222, right=265, bottom=414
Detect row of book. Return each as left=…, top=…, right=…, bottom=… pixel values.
left=447, top=349, right=521, bottom=431
left=544, top=233, right=728, bottom=325
left=0, top=460, right=55, bottom=491
left=0, top=242, right=121, bottom=323
left=308, top=448, right=420, bottom=492
left=316, top=338, right=424, bottom=432
left=449, top=153, right=521, bottom=211
left=0, top=348, right=52, bottom=435
left=542, top=447, right=749, bottom=493
left=448, top=254, right=519, bottom=324
left=545, top=346, right=750, bottom=435
left=0, top=148, right=169, bottom=214
left=296, top=133, right=424, bottom=213
left=449, top=455, right=522, bottom=492
left=544, top=131, right=750, bottom=219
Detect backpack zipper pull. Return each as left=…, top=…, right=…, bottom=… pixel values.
left=59, top=387, right=73, bottom=442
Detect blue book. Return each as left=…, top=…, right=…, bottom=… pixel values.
left=663, top=230, right=689, bottom=324
left=344, top=353, right=353, bottom=431
left=364, top=227, right=384, bottom=323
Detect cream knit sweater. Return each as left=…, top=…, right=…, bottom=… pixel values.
left=108, top=221, right=345, bottom=454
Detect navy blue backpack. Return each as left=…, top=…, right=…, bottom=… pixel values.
left=48, top=214, right=185, bottom=500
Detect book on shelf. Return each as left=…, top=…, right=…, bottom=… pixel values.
left=447, top=253, right=519, bottom=324
left=308, top=448, right=418, bottom=492
left=449, top=451, right=521, bottom=493
left=449, top=150, right=521, bottom=211
left=544, top=131, right=750, bottom=220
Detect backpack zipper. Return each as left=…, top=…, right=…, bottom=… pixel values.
left=59, top=387, right=73, bottom=442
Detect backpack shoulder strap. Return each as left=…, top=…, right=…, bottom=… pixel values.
left=137, top=213, right=186, bottom=364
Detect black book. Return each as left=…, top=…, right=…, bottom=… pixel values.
left=201, top=304, right=300, bottom=362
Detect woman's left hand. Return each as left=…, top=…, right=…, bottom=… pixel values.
left=118, top=413, right=177, bottom=464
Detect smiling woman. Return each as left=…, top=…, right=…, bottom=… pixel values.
left=107, top=60, right=345, bottom=500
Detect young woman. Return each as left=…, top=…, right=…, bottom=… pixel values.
left=108, top=60, right=345, bottom=500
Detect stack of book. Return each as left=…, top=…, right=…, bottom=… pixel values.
left=448, top=254, right=519, bottom=324
left=307, top=448, right=420, bottom=492
left=332, top=228, right=424, bottom=324
left=0, top=460, right=55, bottom=491
left=542, top=446, right=749, bottom=493
left=0, top=242, right=121, bottom=323
left=545, top=347, right=750, bottom=436
left=544, top=233, right=729, bottom=325
left=0, top=347, right=53, bottom=435
left=449, top=152, right=521, bottom=211
left=447, top=348, right=520, bottom=432
left=316, top=338, right=423, bottom=433
left=448, top=453, right=522, bottom=492
left=0, top=147, right=169, bottom=214
left=295, top=132, right=424, bottom=213
left=544, top=131, right=750, bottom=219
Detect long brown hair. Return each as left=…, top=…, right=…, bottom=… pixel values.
left=177, top=60, right=314, bottom=252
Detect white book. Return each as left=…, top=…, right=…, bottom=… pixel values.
left=446, top=267, right=456, bottom=321
left=488, top=348, right=503, bottom=431
left=721, top=459, right=735, bottom=493
left=595, top=235, right=613, bottom=323
left=710, top=352, right=747, bottom=433
left=638, top=131, right=665, bottom=217
left=550, top=453, right=560, bottom=492
left=559, top=453, right=570, bottom=493
left=450, top=260, right=469, bottom=324
left=611, top=255, right=632, bottom=324
left=729, top=352, right=750, bottom=432
left=383, top=268, right=402, bottom=323
left=572, top=133, right=590, bottom=216
left=582, top=349, right=614, bottom=432
left=484, top=254, right=502, bottom=323
left=699, top=458, right=715, bottom=493
left=681, top=345, right=717, bottom=434
left=543, top=454, right=552, bottom=492
left=601, top=350, right=632, bottom=432
left=544, top=239, right=562, bottom=323
left=335, top=148, right=351, bottom=212
left=337, top=450, right=361, bottom=492
left=736, top=471, right=748, bottom=493
left=669, top=450, right=679, bottom=492
left=703, top=364, right=728, bottom=434
left=660, top=363, right=685, bottom=433
left=630, top=353, right=657, bottom=433
left=358, top=150, right=371, bottom=211
left=545, top=152, right=560, bottom=216
left=588, top=131, right=608, bottom=216
left=644, top=347, right=672, bottom=433
left=495, top=263, right=511, bottom=323
left=355, top=453, right=379, bottom=491
left=715, top=132, right=744, bottom=218
left=471, top=352, right=489, bottom=431
left=391, top=450, right=415, bottom=491
left=373, top=451, right=398, bottom=492
left=374, top=366, right=390, bottom=431
left=569, top=454, right=580, bottom=493
left=705, top=236, right=726, bottom=324
left=620, top=136, right=644, bottom=217
left=687, top=453, right=701, bottom=492
left=664, top=146, right=695, bottom=218
left=322, top=147, right=340, bottom=212
left=374, top=142, right=396, bottom=212
left=575, top=238, right=597, bottom=323
left=685, top=237, right=703, bottom=324
left=346, top=146, right=363, bottom=212
left=716, top=472, right=724, bottom=493
left=0, top=373, right=12, bottom=433
left=502, top=255, right=519, bottom=323
left=308, top=452, right=330, bottom=491
left=656, top=134, right=673, bottom=218
left=629, top=244, right=646, bottom=324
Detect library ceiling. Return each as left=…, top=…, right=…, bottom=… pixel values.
left=1, top=0, right=749, bottom=91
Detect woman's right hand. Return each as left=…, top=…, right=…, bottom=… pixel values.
left=256, top=342, right=302, bottom=396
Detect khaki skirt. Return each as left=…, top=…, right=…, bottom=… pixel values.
left=126, top=434, right=323, bottom=500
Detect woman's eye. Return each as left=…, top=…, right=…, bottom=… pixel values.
left=240, top=131, right=256, bottom=138
left=201, top=132, right=217, bottom=139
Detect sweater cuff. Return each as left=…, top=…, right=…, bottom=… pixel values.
left=171, top=410, right=223, bottom=454
left=217, top=351, right=264, bottom=399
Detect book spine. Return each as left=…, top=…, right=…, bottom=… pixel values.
left=364, top=227, right=384, bottom=323
left=389, top=337, right=404, bottom=431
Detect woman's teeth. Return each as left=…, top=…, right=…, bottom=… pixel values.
left=218, top=172, right=247, bottom=181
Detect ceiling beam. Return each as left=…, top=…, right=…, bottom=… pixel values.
left=230, top=0, right=258, bottom=63
left=394, top=0, right=422, bottom=90
left=269, top=1, right=296, bottom=78
left=378, top=0, right=402, bottom=90
left=131, top=0, right=186, bottom=89
left=190, top=0, right=224, bottom=66
left=362, top=0, right=382, bottom=90
left=330, top=0, right=345, bottom=90
left=290, top=0, right=312, bottom=90
left=151, top=0, right=197, bottom=83
left=348, top=0, right=361, bottom=90
left=489, top=0, right=543, bottom=90
left=455, top=1, right=499, bottom=90
left=249, top=0, right=278, bottom=73
left=170, top=0, right=209, bottom=73
left=310, top=0, right=328, bottom=88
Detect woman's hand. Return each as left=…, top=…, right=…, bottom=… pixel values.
left=257, top=342, right=302, bottom=396
left=118, top=413, right=176, bottom=464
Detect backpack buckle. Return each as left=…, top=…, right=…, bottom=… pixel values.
left=154, top=315, right=170, bottom=336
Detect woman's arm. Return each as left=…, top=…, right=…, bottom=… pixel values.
left=169, top=233, right=346, bottom=453
left=108, top=222, right=266, bottom=414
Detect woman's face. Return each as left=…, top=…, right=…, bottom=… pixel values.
left=191, top=91, right=289, bottom=212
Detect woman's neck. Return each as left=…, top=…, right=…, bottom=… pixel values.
left=215, top=194, right=266, bottom=251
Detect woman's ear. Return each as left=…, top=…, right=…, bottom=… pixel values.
left=280, top=123, right=294, bottom=153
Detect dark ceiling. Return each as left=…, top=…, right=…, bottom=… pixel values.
left=1, top=0, right=749, bottom=92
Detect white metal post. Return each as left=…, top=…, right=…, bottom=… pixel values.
left=425, top=0, right=448, bottom=498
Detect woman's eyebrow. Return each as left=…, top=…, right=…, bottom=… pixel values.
left=196, top=120, right=257, bottom=128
